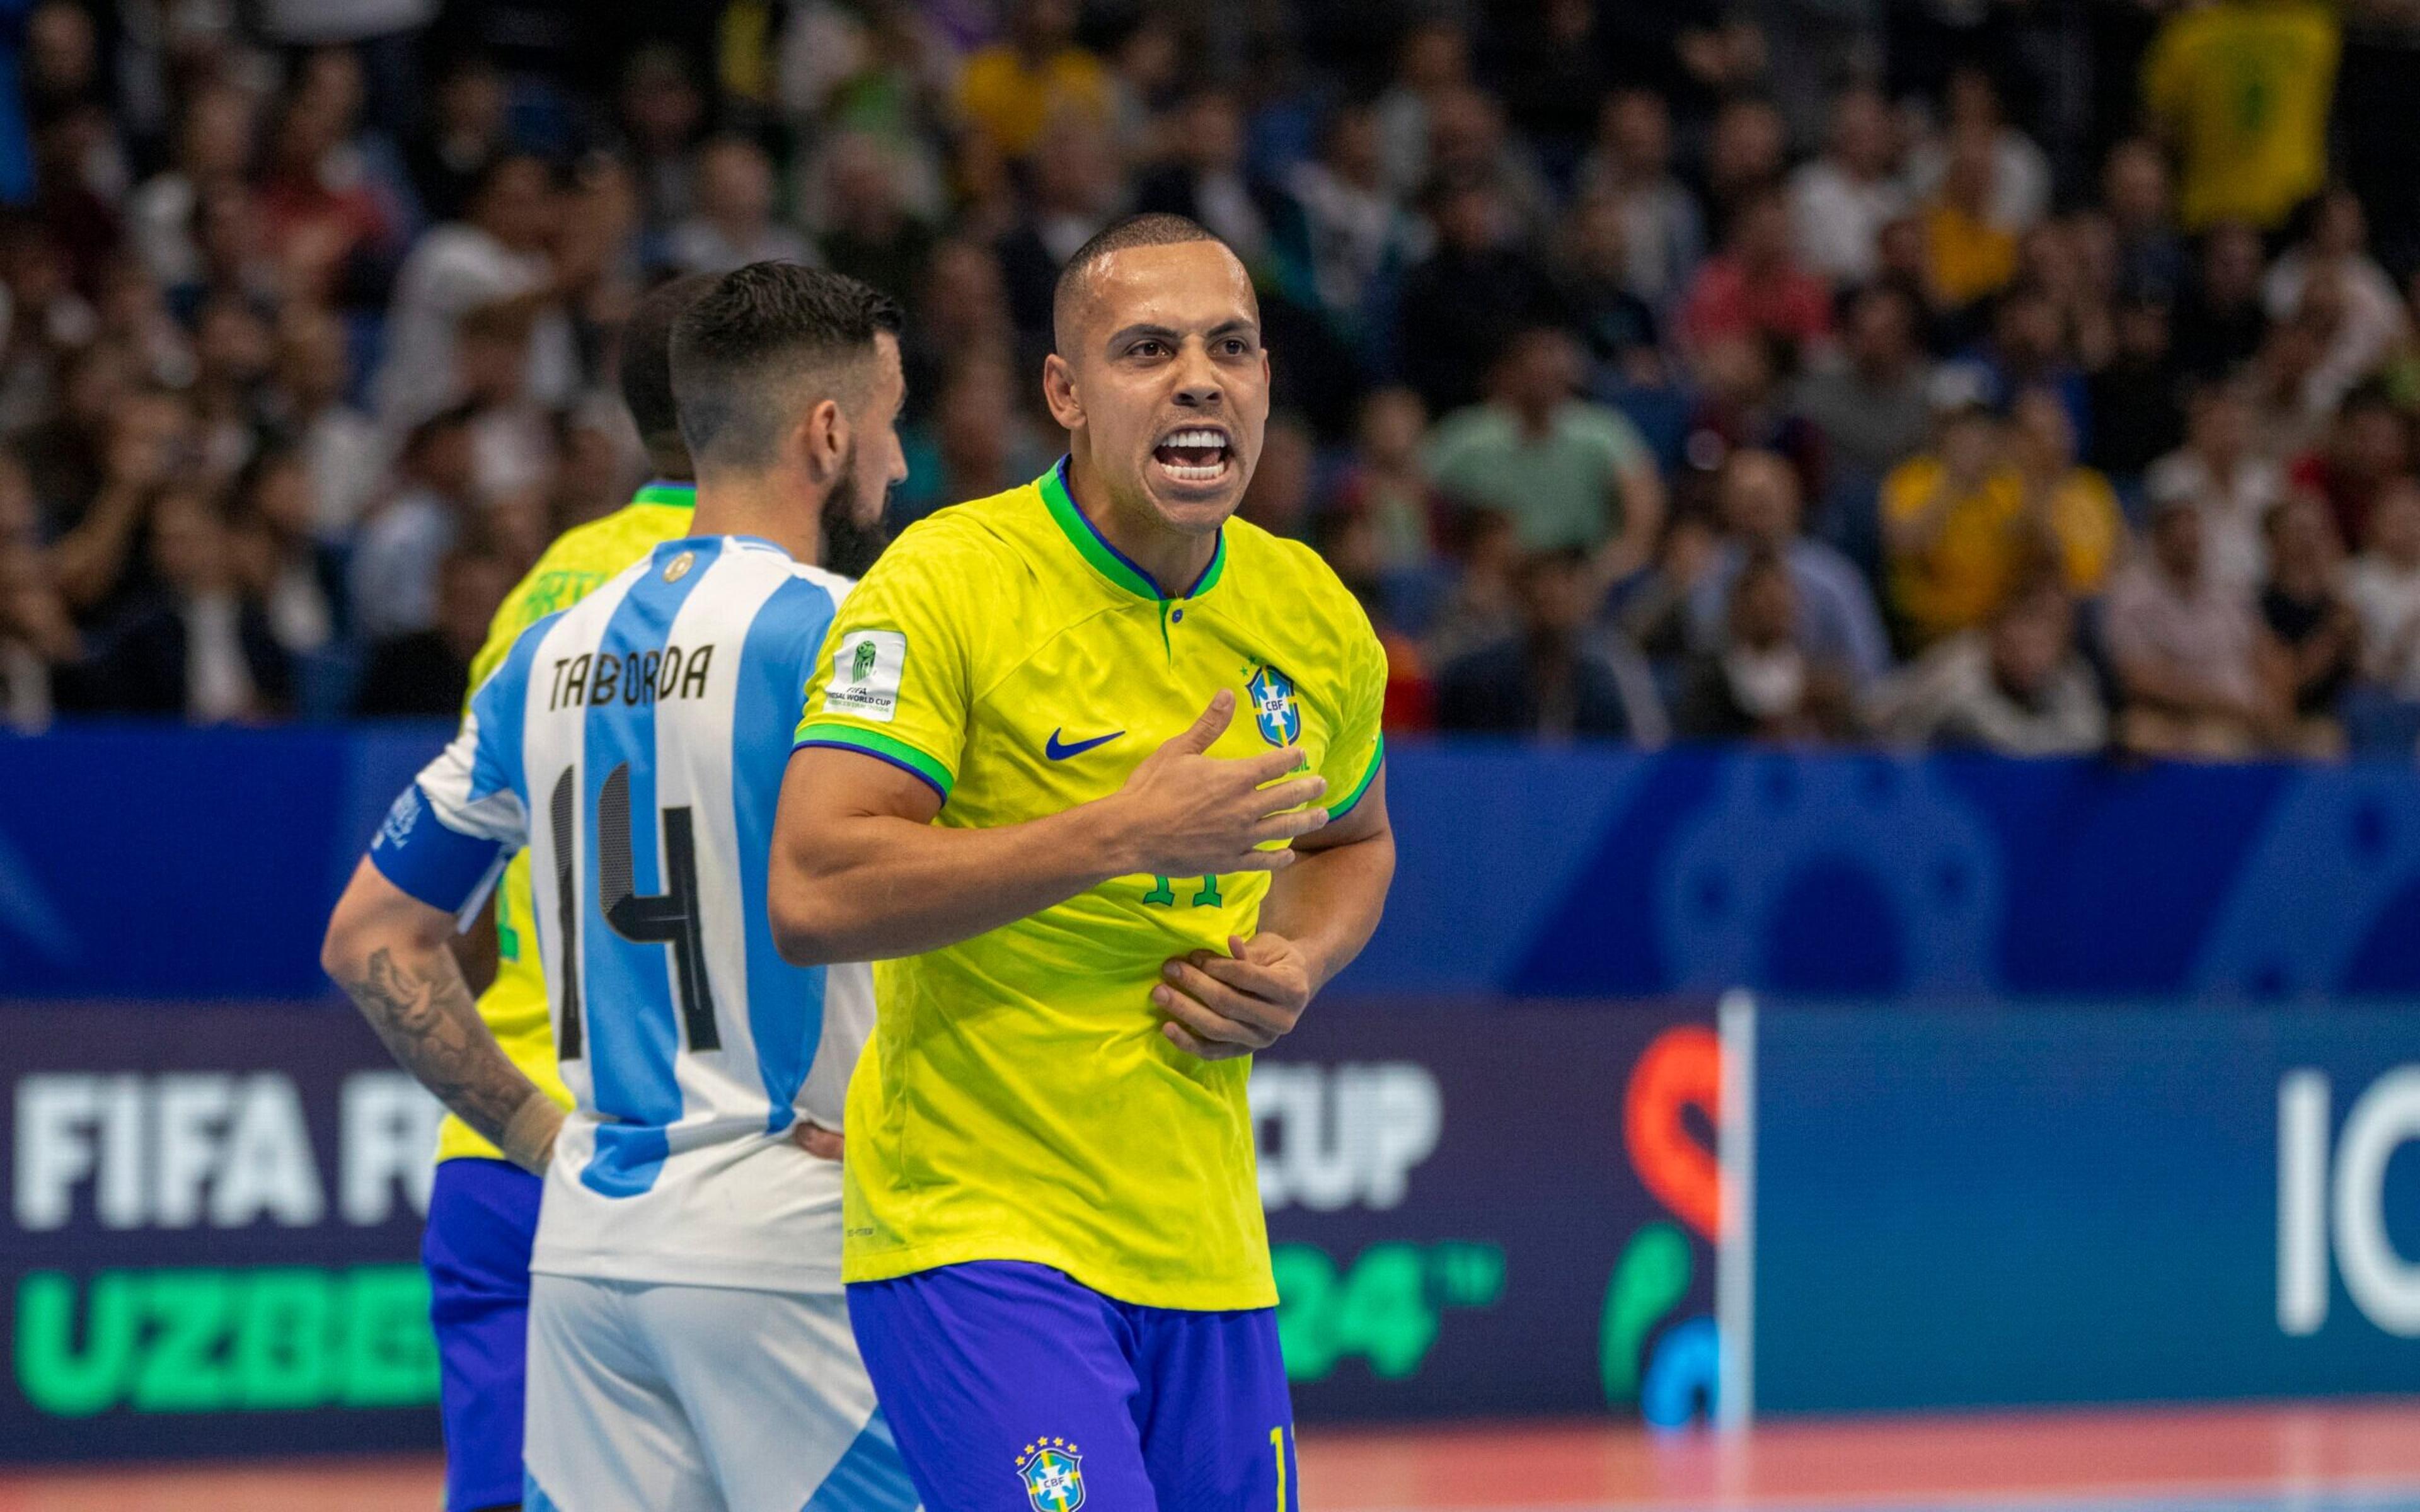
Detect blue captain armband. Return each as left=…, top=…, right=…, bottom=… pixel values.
left=368, top=784, right=511, bottom=919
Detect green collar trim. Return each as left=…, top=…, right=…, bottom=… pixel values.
left=631, top=481, right=698, bottom=508
left=1037, top=460, right=1225, bottom=602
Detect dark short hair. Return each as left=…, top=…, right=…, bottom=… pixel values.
left=670, top=262, right=901, bottom=470
left=619, top=273, right=716, bottom=479
left=1051, top=212, right=1229, bottom=353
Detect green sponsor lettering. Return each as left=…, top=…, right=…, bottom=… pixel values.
left=14, top=1271, right=135, bottom=1417
left=12, top=1265, right=437, bottom=1416
left=1599, top=1221, right=1691, bottom=1406
left=1272, top=1240, right=1504, bottom=1383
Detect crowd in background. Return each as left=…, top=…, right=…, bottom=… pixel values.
left=14, top=0, right=2420, bottom=763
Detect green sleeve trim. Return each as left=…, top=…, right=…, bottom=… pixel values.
left=1330, top=734, right=1385, bottom=819
left=792, top=722, right=955, bottom=800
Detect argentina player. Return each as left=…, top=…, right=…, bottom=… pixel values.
left=321, top=263, right=918, bottom=1512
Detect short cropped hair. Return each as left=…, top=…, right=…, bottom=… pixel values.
left=670, top=262, right=901, bottom=471
left=619, top=273, right=716, bottom=478
left=1051, top=212, right=1231, bottom=353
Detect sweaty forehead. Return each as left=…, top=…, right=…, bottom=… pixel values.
left=1056, top=241, right=1260, bottom=356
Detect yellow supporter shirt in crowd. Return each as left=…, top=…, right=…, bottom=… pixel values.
left=954, top=43, right=1111, bottom=158
left=795, top=463, right=1387, bottom=1311
left=1882, top=459, right=2121, bottom=645
left=1923, top=201, right=2019, bottom=309
left=2142, top=0, right=2339, bottom=231
left=434, top=481, right=698, bottom=1165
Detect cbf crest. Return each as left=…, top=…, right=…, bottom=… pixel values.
left=1015, top=1439, right=1084, bottom=1512
left=1245, top=664, right=1301, bottom=747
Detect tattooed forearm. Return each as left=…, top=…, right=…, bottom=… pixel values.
left=340, top=944, right=551, bottom=1164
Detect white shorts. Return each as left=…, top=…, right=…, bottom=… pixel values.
left=524, top=1273, right=919, bottom=1512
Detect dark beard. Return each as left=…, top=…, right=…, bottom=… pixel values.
left=817, top=454, right=891, bottom=579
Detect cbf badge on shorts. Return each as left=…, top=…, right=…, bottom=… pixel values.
left=1015, top=1439, right=1084, bottom=1512
left=1245, top=664, right=1301, bottom=747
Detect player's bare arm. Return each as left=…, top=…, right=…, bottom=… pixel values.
left=321, top=859, right=564, bottom=1173
left=769, top=688, right=1328, bottom=965
left=1156, top=767, right=1395, bottom=1061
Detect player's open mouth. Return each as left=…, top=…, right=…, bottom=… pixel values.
left=1152, top=427, right=1233, bottom=486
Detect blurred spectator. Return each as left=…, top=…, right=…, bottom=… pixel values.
left=270, top=305, right=383, bottom=541
left=1425, top=326, right=1664, bottom=574
left=1921, top=129, right=2018, bottom=311
left=405, top=58, right=510, bottom=226
left=2105, top=493, right=2279, bottom=759
left=1424, top=86, right=1556, bottom=246
left=1698, top=96, right=1789, bottom=234
left=2344, top=479, right=2420, bottom=700
left=1574, top=89, right=1704, bottom=312
left=895, top=353, right=1047, bottom=527
left=1395, top=172, right=1561, bottom=416
left=1610, top=507, right=1721, bottom=665
left=2102, top=138, right=2184, bottom=301
left=1134, top=91, right=1284, bottom=273
left=454, top=301, right=553, bottom=507
left=2264, top=188, right=2405, bottom=420
left=2142, top=0, right=2339, bottom=232
left=1374, top=18, right=1472, bottom=203
left=255, top=59, right=403, bottom=309
left=1494, top=0, right=1611, bottom=173
left=1676, top=333, right=1827, bottom=513
left=1555, top=192, right=1661, bottom=389
left=2145, top=378, right=2282, bottom=600
left=2173, top=222, right=2272, bottom=381
left=2248, top=310, right=2331, bottom=462
left=76, top=488, right=292, bottom=723
left=125, top=83, right=255, bottom=291
left=375, top=152, right=588, bottom=428
left=0, top=535, right=75, bottom=730
left=1239, top=412, right=1317, bottom=541
left=904, top=236, right=1017, bottom=410
left=229, top=447, right=339, bottom=662
left=614, top=45, right=707, bottom=232
left=2291, top=381, right=2411, bottom=551
left=2260, top=493, right=2357, bottom=757
left=1426, top=508, right=1523, bottom=666
left=50, top=386, right=188, bottom=624
left=1436, top=546, right=1666, bottom=743
left=1864, top=575, right=2107, bottom=755
left=993, top=113, right=1121, bottom=352
left=1954, top=284, right=2087, bottom=440
left=1686, top=448, right=1889, bottom=685
left=2086, top=294, right=2184, bottom=481
left=954, top=0, right=1111, bottom=161
left=816, top=132, right=936, bottom=305
left=1904, top=67, right=2049, bottom=235
left=1676, top=184, right=1831, bottom=357
left=1279, top=103, right=1425, bottom=353
left=1790, top=283, right=1933, bottom=487
left=1788, top=86, right=1906, bottom=287
left=350, top=404, right=475, bottom=640
left=1675, top=547, right=1854, bottom=742
left=1882, top=387, right=2118, bottom=647
left=666, top=135, right=815, bottom=277
left=1327, top=387, right=1439, bottom=576
left=353, top=545, right=512, bottom=716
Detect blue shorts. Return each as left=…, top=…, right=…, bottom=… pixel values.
left=846, top=1261, right=1298, bottom=1512
left=424, top=1157, right=541, bottom=1512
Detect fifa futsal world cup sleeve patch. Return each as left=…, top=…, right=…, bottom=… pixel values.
left=822, top=629, right=908, bottom=723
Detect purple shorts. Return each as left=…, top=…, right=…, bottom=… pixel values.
left=846, top=1261, right=1298, bottom=1512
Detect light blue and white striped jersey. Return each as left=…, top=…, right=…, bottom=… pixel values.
left=370, top=534, right=868, bottom=1292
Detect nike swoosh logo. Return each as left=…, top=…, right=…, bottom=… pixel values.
left=1045, top=728, right=1124, bottom=760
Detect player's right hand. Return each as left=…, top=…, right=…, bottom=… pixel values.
left=1108, top=690, right=1328, bottom=877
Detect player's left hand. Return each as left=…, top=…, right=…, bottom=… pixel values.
left=1155, top=933, right=1316, bottom=1062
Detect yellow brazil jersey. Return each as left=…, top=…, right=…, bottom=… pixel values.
left=2142, top=0, right=2339, bottom=231
left=794, top=463, right=1386, bottom=1311
left=434, top=481, right=698, bottom=1164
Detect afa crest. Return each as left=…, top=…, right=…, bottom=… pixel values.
left=1015, top=1440, right=1084, bottom=1512
left=1245, top=664, right=1301, bottom=747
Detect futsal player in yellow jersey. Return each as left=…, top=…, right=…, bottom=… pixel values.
left=421, top=275, right=712, bottom=1512
left=773, top=215, right=1396, bottom=1511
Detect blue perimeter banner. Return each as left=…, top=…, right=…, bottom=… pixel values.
left=8, top=728, right=2420, bottom=1004
left=1734, top=1000, right=2420, bottom=1416
left=0, top=995, right=1718, bottom=1461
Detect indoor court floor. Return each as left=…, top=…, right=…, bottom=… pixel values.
left=4, top=1402, right=2419, bottom=1512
